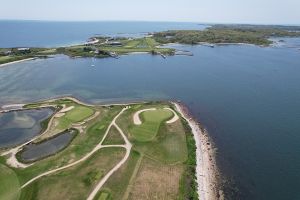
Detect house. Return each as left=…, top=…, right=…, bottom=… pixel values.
left=107, top=41, right=122, bottom=46
left=84, top=38, right=99, bottom=46
left=5, top=50, right=12, bottom=55
left=17, top=48, right=31, bottom=53
left=0, top=50, right=11, bottom=56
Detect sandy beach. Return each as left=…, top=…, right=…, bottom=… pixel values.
left=173, top=102, right=223, bottom=200
left=0, top=57, right=36, bottom=68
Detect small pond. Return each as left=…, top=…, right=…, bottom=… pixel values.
left=19, top=129, right=76, bottom=162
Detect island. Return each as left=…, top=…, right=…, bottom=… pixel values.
left=0, top=97, right=220, bottom=200
left=1, top=24, right=300, bottom=66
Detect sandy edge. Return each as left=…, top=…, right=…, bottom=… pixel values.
left=173, top=102, right=222, bottom=200
left=0, top=58, right=36, bottom=68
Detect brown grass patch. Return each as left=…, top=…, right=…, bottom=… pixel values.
left=128, top=157, right=184, bottom=200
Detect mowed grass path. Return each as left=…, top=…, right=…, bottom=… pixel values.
left=130, top=109, right=173, bottom=142
left=0, top=164, right=20, bottom=200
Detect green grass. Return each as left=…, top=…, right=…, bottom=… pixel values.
left=153, top=26, right=300, bottom=46
left=98, top=192, right=110, bottom=200
left=20, top=147, right=125, bottom=200
left=14, top=106, right=122, bottom=186
left=139, top=123, right=188, bottom=164
left=64, top=106, right=93, bottom=122
left=56, top=105, right=94, bottom=130
left=102, top=126, right=125, bottom=145
left=99, top=150, right=141, bottom=199
left=1, top=101, right=193, bottom=199
left=99, top=37, right=174, bottom=55
left=0, top=164, right=20, bottom=200
left=0, top=55, right=31, bottom=65
left=130, top=109, right=173, bottom=142
left=36, top=49, right=57, bottom=55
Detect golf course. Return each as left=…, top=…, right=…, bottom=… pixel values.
left=0, top=97, right=200, bottom=200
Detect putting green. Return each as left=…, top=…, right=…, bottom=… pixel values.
left=130, top=109, right=173, bottom=142
left=64, top=106, right=94, bottom=122
left=0, top=164, right=20, bottom=200
left=57, top=105, right=94, bottom=130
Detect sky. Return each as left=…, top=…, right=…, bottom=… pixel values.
left=0, top=0, right=300, bottom=25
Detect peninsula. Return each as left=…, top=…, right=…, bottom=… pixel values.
left=0, top=97, right=220, bottom=200
left=1, top=24, right=300, bottom=66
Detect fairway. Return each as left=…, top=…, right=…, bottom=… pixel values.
left=130, top=109, right=173, bottom=142
left=0, top=164, right=20, bottom=200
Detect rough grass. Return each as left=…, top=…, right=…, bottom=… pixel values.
left=98, top=192, right=110, bottom=200
left=0, top=164, right=20, bottom=200
left=0, top=55, right=30, bottom=65
left=138, top=120, right=188, bottom=164
left=99, top=150, right=141, bottom=199
left=130, top=109, right=173, bottom=142
left=20, top=147, right=125, bottom=200
left=102, top=126, right=125, bottom=145
left=127, top=157, right=184, bottom=200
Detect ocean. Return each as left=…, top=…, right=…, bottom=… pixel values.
left=0, top=21, right=300, bottom=199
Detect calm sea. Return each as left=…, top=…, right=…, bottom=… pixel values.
left=0, top=21, right=300, bottom=200
left=0, top=20, right=205, bottom=47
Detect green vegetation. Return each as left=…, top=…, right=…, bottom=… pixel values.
left=179, top=119, right=198, bottom=200
left=11, top=100, right=122, bottom=187
left=1, top=99, right=196, bottom=200
left=0, top=36, right=174, bottom=65
left=0, top=47, right=56, bottom=65
left=56, top=105, right=94, bottom=129
left=20, top=147, right=125, bottom=200
left=1, top=24, right=300, bottom=65
left=0, top=164, right=20, bottom=200
left=98, top=192, right=110, bottom=200
left=98, top=150, right=141, bottom=199
left=97, top=37, right=173, bottom=55
left=153, top=25, right=300, bottom=46
left=130, top=109, right=173, bottom=142
left=102, top=126, right=125, bottom=145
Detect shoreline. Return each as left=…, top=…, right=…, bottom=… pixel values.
left=173, top=102, right=223, bottom=200
left=0, top=57, right=37, bottom=67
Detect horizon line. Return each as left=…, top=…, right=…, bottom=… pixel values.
left=0, top=19, right=300, bottom=26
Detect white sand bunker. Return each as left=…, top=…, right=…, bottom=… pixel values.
left=133, top=108, right=156, bottom=125
left=60, top=106, right=74, bottom=113
left=164, top=107, right=179, bottom=124
left=133, top=107, right=179, bottom=125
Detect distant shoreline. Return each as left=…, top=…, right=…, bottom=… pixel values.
left=0, top=57, right=36, bottom=67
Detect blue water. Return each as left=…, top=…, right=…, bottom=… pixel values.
left=0, top=21, right=300, bottom=199
left=0, top=108, right=54, bottom=148
left=19, top=129, right=76, bottom=162
left=0, top=20, right=206, bottom=47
